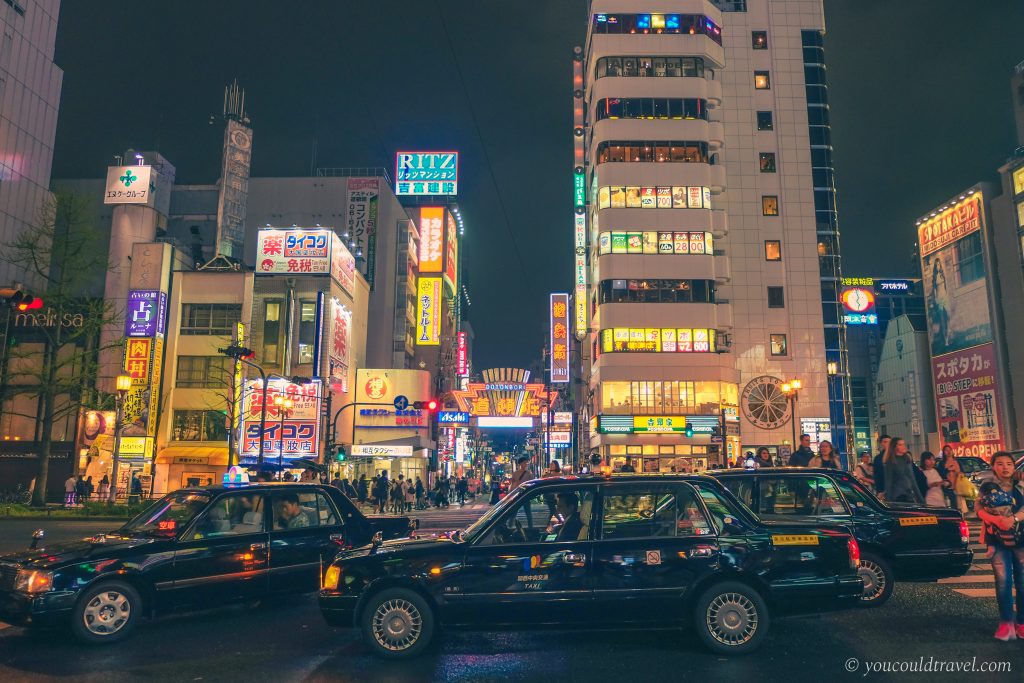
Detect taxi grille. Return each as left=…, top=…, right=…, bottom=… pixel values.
left=0, top=563, right=18, bottom=590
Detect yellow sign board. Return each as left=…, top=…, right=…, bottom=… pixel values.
left=771, top=534, right=820, bottom=546
left=415, top=277, right=441, bottom=346
left=632, top=416, right=687, bottom=433
left=898, top=516, right=938, bottom=526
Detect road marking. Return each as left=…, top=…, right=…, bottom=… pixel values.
left=938, top=575, right=993, bottom=584
left=953, top=588, right=996, bottom=598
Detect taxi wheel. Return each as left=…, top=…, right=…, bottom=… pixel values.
left=71, top=581, right=141, bottom=644
left=361, top=588, right=435, bottom=659
left=857, top=553, right=894, bottom=607
left=693, top=581, right=769, bottom=655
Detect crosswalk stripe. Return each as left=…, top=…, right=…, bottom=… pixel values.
left=954, top=588, right=997, bottom=598
left=937, top=575, right=993, bottom=584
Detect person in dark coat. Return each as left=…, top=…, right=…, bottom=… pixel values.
left=788, top=434, right=814, bottom=467
left=873, top=435, right=891, bottom=499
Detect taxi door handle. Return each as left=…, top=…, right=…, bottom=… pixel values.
left=563, top=552, right=585, bottom=565
left=250, top=542, right=268, bottom=551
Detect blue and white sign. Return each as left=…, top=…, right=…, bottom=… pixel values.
left=124, top=290, right=166, bottom=337
left=393, top=395, right=409, bottom=411
left=437, top=411, right=471, bottom=425
left=395, top=151, right=459, bottom=196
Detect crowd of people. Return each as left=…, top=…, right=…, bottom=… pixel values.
left=328, top=471, right=474, bottom=513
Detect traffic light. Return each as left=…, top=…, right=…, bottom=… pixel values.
left=16, top=297, right=42, bottom=311
left=219, top=344, right=255, bottom=360
left=413, top=399, right=439, bottom=411
left=684, top=425, right=694, bottom=438
left=334, top=445, right=346, bottom=462
left=0, top=288, right=35, bottom=309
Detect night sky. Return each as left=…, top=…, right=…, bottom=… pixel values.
left=52, top=1, right=1024, bottom=371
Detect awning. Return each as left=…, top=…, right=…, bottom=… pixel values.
left=155, top=446, right=230, bottom=467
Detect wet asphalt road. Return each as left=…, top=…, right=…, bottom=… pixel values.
left=1, top=509, right=1022, bottom=682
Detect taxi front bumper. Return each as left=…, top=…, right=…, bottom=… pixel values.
left=0, top=589, right=76, bottom=627
left=318, top=591, right=359, bottom=628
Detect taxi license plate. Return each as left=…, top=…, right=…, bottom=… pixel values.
left=771, top=534, right=819, bottom=546
left=898, top=516, right=938, bottom=526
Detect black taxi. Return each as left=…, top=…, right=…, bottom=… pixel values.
left=318, top=474, right=863, bottom=658
left=0, top=483, right=415, bottom=643
left=711, top=468, right=972, bottom=606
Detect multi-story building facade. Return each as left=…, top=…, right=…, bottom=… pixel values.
left=0, top=0, right=62, bottom=287
left=582, top=1, right=847, bottom=470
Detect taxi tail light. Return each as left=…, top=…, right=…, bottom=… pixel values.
left=847, top=537, right=861, bottom=569
left=959, top=519, right=970, bottom=545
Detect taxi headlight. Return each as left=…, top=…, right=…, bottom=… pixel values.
left=15, top=569, right=54, bottom=594
left=323, top=565, right=341, bottom=591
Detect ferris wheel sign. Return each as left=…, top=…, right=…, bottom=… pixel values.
left=741, top=375, right=792, bottom=430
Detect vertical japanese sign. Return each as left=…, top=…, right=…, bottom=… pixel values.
left=240, top=379, right=321, bottom=462
left=395, top=151, right=458, bottom=196
left=444, top=211, right=459, bottom=295
left=216, top=119, right=252, bottom=259
left=574, top=213, right=587, bottom=340
left=346, top=178, right=379, bottom=288
left=329, top=298, right=352, bottom=392
left=919, top=191, right=1004, bottom=457
left=124, top=290, right=167, bottom=337
left=457, top=331, right=468, bottom=377
left=416, top=277, right=442, bottom=346
left=417, top=207, right=445, bottom=273
left=550, top=293, right=570, bottom=383
left=329, top=231, right=356, bottom=296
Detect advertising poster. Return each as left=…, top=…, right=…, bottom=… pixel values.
left=395, top=151, right=458, bottom=196
left=346, top=178, right=379, bottom=284
left=354, top=369, right=432, bottom=443
left=931, top=343, right=1005, bottom=458
left=329, top=299, right=352, bottom=390
left=416, top=277, right=441, bottom=345
left=919, top=194, right=991, bottom=356
left=329, top=232, right=356, bottom=296
left=549, top=293, right=570, bottom=383
left=124, top=290, right=167, bottom=337
left=240, top=379, right=321, bottom=462
left=457, top=331, right=468, bottom=377
left=418, top=207, right=445, bottom=273
left=257, top=229, right=331, bottom=276
left=800, top=418, right=833, bottom=452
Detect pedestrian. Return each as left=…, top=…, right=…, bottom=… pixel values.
left=788, top=434, right=815, bottom=467
left=920, top=452, right=949, bottom=507
left=97, top=474, right=110, bottom=500
left=64, top=474, right=77, bottom=507
left=84, top=476, right=94, bottom=501
left=944, top=456, right=968, bottom=514
left=404, top=476, right=415, bottom=513
left=375, top=471, right=389, bottom=513
left=973, top=451, right=1024, bottom=641
left=75, top=475, right=87, bottom=506
left=489, top=478, right=501, bottom=505
left=130, top=472, right=143, bottom=495
left=809, top=440, right=839, bottom=469
left=873, top=434, right=891, bottom=499
left=754, top=447, right=773, bottom=469
left=854, top=452, right=875, bottom=492
left=543, top=460, right=562, bottom=517
left=415, top=476, right=425, bottom=510
left=456, top=476, right=468, bottom=506
left=620, top=457, right=636, bottom=473
left=357, top=474, right=368, bottom=504
left=508, top=456, right=534, bottom=493
left=330, top=475, right=343, bottom=489
left=882, top=438, right=923, bottom=504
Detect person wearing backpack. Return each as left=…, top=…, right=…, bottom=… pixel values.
left=974, top=452, right=1024, bottom=641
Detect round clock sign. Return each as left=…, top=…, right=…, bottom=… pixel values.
left=741, top=375, right=792, bottom=430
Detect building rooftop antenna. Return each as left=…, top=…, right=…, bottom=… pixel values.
left=224, top=79, right=249, bottom=124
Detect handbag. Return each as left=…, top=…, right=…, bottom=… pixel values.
left=954, top=475, right=976, bottom=499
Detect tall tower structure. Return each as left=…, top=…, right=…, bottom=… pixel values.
left=581, top=0, right=849, bottom=468
left=215, top=80, right=252, bottom=261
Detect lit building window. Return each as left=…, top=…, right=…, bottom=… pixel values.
left=752, top=31, right=768, bottom=49
left=765, top=240, right=782, bottom=261
left=754, top=71, right=771, bottom=90
left=759, top=152, right=776, bottom=173
left=762, top=196, right=779, bottom=216
left=770, top=334, right=788, bottom=356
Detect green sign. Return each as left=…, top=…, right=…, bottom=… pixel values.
left=574, top=173, right=586, bottom=209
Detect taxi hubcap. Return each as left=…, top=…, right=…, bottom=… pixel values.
left=371, top=599, right=422, bottom=651
left=859, top=560, right=885, bottom=601
left=83, top=590, right=131, bottom=635
left=707, top=592, right=757, bottom=645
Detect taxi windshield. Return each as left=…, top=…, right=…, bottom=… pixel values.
left=121, top=492, right=212, bottom=535
left=462, top=486, right=526, bottom=543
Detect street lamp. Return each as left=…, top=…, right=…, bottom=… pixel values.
left=108, top=374, right=133, bottom=503
left=781, top=379, right=802, bottom=455
left=274, top=394, right=294, bottom=470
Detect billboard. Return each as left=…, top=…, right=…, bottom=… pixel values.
left=840, top=284, right=877, bottom=325
left=346, top=178, right=379, bottom=286
left=932, top=343, right=1005, bottom=458
left=328, top=299, right=351, bottom=389
left=574, top=213, right=587, bottom=340
left=444, top=212, right=458, bottom=294
left=125, top=290, right=167, bottom=337
left=477, top=416, right=534, bottom=429
left=416, top=277, right=442, bottom=346
left=240, top=379, right=321, bottom=461
left=550, top=293, right=570, bottom=383
left=395, top=151, right=458, bottom=196
left=354, top=369, right=432, bottom=442
left=919, top=193, right=991, bottom=356
left=104, top=165, right=153, bottom=205
left=800, top=418, right=833, bottom=452
left=417, top=207, right=445, bottom=273
left=256, top=229, right=355, bottom=295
